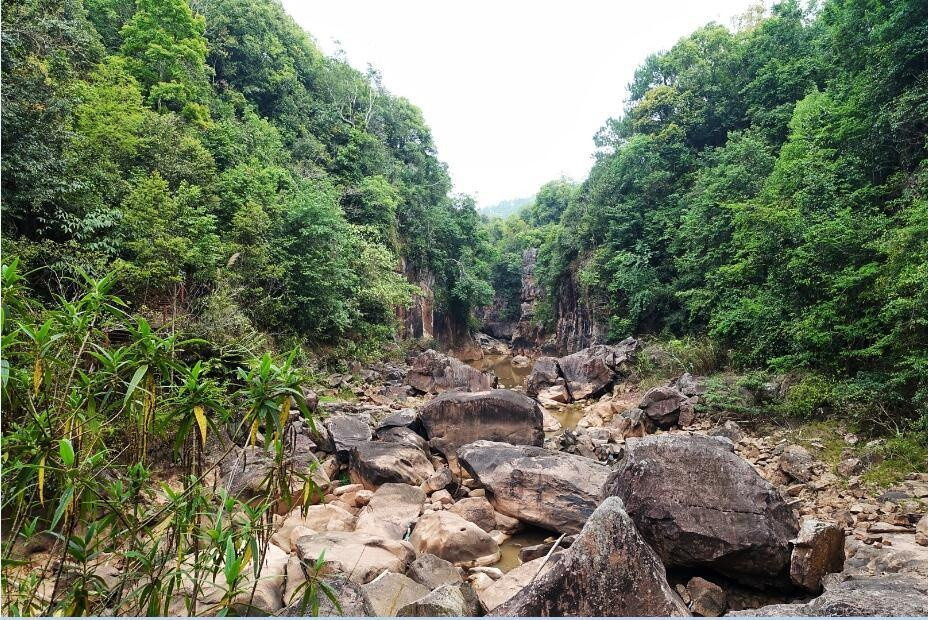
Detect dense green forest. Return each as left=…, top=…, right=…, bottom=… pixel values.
left=488, top=0, right=927, bottom=433
left=2, top=0, right=494, bottom=358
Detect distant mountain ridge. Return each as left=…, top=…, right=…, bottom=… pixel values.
left=480, top=195, right=534, bottom=219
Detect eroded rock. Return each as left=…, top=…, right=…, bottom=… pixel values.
left=790, top=519, right=845, bottom=592
left=406, top=349, right=494, bottom=394
left=410, top=511, right=500, bottom=567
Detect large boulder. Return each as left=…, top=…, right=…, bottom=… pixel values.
left=325, top=415, right=373, bottom=461
left=406, top=554, right=463, bottom=590
left=361, top=572, right=429, bottom=617
left=604, top=434, right=797, bottom=584
left=524, top=356, right=562, bottom=396
left=406, top=349, right=495, bottom=394
left=729, top=574, right=928, bottom=617
left=419, top=390, right=544, bottom=461
left=557, top=339, right=639, bottom=400
left=638, top=386, right=688, bottom=428
left=790, top=519, right=845, bottom=592
left=348, top=441, right=434, bottom=490
left=410, top=511, right=500, bottom=567
left=354, top=483, right=425, bottom=539
left=557, top=345, right=621, bottom=400
left=279, top=574, right=372, bottom=617
left=397, top=584, right=481, bottom=617
left=295, top=531, right=415, bottom=584
left=457, top=440, right=610, bottom=534
left=494, top=497, right=689, bottom=617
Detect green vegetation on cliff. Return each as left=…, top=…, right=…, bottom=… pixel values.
left=491, top=0, right=928, bottom=433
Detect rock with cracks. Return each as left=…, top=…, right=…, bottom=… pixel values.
left=493, top=497, right=689, bottom=617
left=604, top=434, right=797, bottom=585
left=419, top=390, right=544, bottom=461
left=457, top=440, right=610, bottom=534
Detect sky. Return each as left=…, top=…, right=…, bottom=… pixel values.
left=281, top=1, right=757, bottom=208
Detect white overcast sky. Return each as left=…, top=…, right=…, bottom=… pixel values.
left=281, top=1, right=757, bottom=207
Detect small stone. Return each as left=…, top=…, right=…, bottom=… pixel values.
left=469, top=566, right=504, bottom=580
left=431, top=489, right=454, bottom=506
left=687, top=576, right=727, bottom=617
left=469, top=488, right=486, bottom=497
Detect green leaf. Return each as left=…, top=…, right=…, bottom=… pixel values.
left=124, top=365, right=149, bottom=405
left=59, top=439, right=75, bottom=467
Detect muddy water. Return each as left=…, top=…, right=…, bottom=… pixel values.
left=492, top=527, right=553, bottom=572
left=547, top=403, right=584, bottom=434
left=468, top=355, right=532, bottom=389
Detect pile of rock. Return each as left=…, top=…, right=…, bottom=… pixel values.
left=525, top=339, right=640, bottom=404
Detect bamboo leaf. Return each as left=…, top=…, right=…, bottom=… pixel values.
left=193, top=405, right=208, bottom=447
left=124, top=365, right=149, bottom=405
left=59, top=438, right=75, bottom=467
left=37, top=455, right=46, bottom=506
left=32, top=357, right=43, bottom=397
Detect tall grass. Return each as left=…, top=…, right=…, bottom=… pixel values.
left=1, top=260, right=331, bottom=616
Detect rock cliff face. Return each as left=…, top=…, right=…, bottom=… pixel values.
left=396, top=259, right=434, bottom=340
left=511, top=248, right=545, bottom=351
left=548, top=261, right=607, bottom=355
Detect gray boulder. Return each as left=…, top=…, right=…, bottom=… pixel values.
left=605, top=434, right=797, bottom=585
left=457, top=440, right=610, bottom=534
left=524, top=356, right=562, bottom=396
left=638, top=386, right=688, bottom=427
left=728, top=574, right=928, bottom=617
left=493, top=497, right=689, bottom=616
left=406, top=349, right=495, bottom=394
left=348, top=441, right=434, bottom=490
left=557, top=345, right=623, bottom=400
left=325, top=415, right=373, bottom=461
left=397, top=584, right=481, bottom=617
left=419, top=390, right=544, bottom=461
left=406, top=554, right=463, bottom=590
